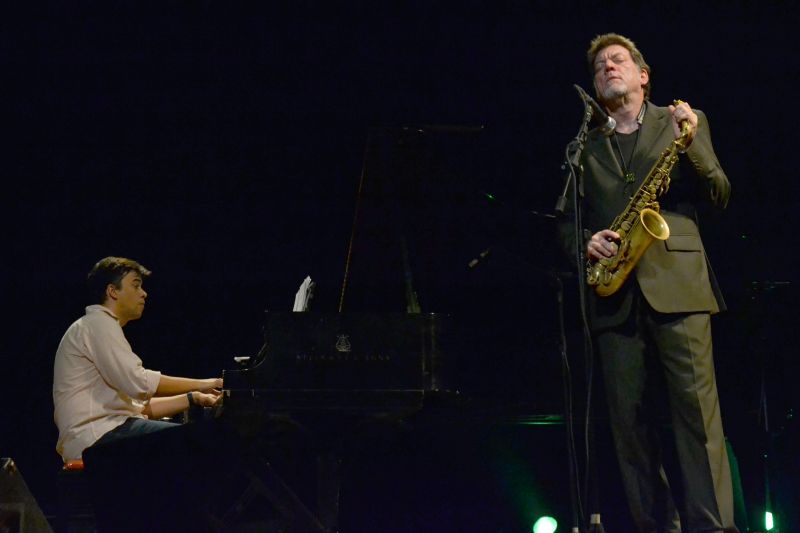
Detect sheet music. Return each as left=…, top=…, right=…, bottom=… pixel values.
left=293, top=276, right=315, bottom=312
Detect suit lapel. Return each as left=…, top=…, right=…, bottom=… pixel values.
left=586, top=128, right=621, bottom=177
left=632, top=103, right=672, bottom=178
left=585, top=104, right=673, bottom=181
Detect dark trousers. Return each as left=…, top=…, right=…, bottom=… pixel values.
left=595, top=295, right=737, bottom=533
left=92, top=417, right=179, bottom=447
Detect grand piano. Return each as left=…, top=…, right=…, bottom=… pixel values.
left=222, top=125, right=564, bottom=413
left=216, top=125, right=567, bottom=532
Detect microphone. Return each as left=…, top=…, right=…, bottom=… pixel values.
left=574, top=84, right=616, bottom=136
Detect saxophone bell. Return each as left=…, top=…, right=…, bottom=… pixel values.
left=591, top=208, right=669, bottom=297
left=639, top=208, right=670, bottom=241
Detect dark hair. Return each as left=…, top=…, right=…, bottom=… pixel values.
left=87, top=257, right=151, bottom=304
left=587, top=33, right=652, bottom=99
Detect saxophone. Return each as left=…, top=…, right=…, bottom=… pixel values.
left=586, top=105, right=692, bottom=297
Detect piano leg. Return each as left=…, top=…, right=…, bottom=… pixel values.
left=317, top=449, right=343, bottom=531
left=220, top=457, right=327, bottom=533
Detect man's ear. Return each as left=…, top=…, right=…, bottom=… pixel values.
left=640, top=68, right=650, bottom=88
left=106, top=283, right=118, bottom=301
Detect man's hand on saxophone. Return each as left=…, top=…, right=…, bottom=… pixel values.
left=668, top=100, right=698, bottom=145
left=587, top=229, right=621, bottom=261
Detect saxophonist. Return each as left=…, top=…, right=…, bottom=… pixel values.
left=561, top=33, right=736, bottom=532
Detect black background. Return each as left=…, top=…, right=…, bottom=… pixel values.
left=3, top=1, right=797, bottom=530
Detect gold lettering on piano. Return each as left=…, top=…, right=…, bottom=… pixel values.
left=294, top=353, right=392, bottom=362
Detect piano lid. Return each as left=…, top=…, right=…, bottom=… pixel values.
left=337, top=124, right=563, bottom=316
left=338, top=125, right=488, bottom=314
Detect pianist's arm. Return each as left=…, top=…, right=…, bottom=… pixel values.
left=142, top=390, right=221, bottom=420
left=154, top=375, right=223, bottom=396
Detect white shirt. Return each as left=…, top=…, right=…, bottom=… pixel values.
left=53, top=305, right=161, bottom=461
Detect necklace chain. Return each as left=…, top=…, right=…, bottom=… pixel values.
left=613, top=128, right=640, bottom=184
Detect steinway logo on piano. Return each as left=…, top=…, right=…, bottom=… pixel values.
left=292, top=334, right=393, bottom=362
left=335, top=334, right=351, bottom=353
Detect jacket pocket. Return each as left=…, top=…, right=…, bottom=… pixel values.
left=664, top=233, right=702, bottom=252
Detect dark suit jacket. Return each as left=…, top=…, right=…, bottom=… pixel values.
left=562, top=102, right=730, bottom=331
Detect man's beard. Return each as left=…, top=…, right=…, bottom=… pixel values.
left=599, top=82, right=628, bottom=101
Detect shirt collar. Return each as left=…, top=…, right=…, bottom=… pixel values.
left=637, top=101, right=647, bottom=124
left=86, top=304, right=119, bottom=321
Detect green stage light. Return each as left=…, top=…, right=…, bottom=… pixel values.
left=765, top=511, right=774, bottom=531
left=532, top=516, right=558, bottom=533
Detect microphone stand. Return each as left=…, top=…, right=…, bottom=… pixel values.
left=554, top=87, right=606, bottom=533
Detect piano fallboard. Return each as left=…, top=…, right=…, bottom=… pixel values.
left=222, top=312, right=449, bottom=395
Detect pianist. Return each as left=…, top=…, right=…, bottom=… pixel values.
left=53, top=256, right=222, bottom=462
